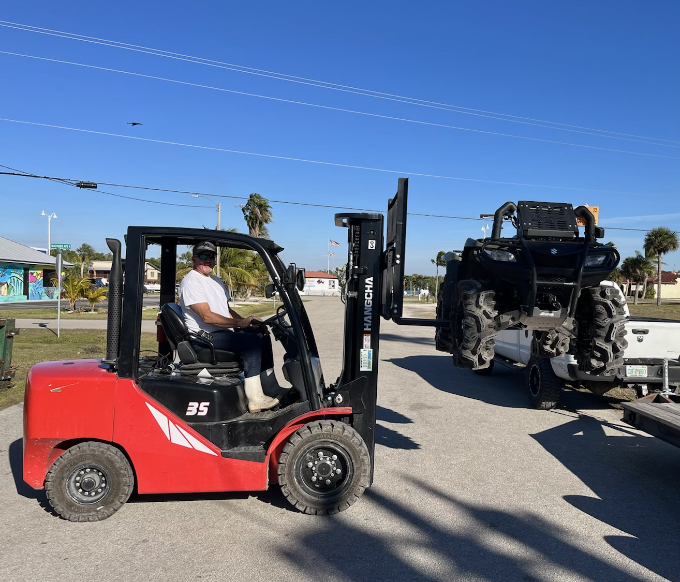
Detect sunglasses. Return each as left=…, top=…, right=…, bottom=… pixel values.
left=196, top=253, right=216, bottom=260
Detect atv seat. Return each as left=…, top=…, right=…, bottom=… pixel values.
left=159, top=303, right=242, bottom=373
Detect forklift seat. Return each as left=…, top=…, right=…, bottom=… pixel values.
left=159, top=303, right=242, bottom=371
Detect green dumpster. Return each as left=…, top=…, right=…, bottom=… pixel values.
left=0, top=318, right=18, bottom=381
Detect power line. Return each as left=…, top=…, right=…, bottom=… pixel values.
left=3, top=50, right=678, bottom=161
left=1, top=20, right=678, bottom=148
left=0, top=164, right=659, bottom=232
left=4, top=117, right=680, bottom=201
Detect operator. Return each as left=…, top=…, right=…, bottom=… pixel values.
left=179, top=241, right=280, bottom=413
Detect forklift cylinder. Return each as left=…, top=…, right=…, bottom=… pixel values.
left=103, top=238, right=123, bottom=366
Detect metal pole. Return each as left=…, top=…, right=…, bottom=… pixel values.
left=56, top=250, right=62, bottom=338
left=216, top=202, right=221, bottom=277
left=47, top=215, right=51, bottom=251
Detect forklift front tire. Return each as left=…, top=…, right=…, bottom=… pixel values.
left=45, top=442, right=134, bottom=522
left=278, top=420, right=370, bottom=515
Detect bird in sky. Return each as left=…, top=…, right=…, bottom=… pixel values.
left=127, top=122, right=143, bottom=126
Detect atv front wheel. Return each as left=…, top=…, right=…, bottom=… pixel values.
left=450, top=279, right=497, bottom=370
left=575, top=284, right=628, bottom=375
left=526, top=355, right=563, bottom=409
left=45, top=442, right=134, bottom=522
left=278, top=420, right=370, bottom=515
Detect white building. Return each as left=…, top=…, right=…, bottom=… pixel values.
left=302, top=271, right=339, bottom=296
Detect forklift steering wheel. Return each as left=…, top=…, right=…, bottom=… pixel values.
left=262, top=307, right=290, bottom=332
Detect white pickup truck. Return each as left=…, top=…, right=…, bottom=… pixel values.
left=487, top=282, right=680, bottom=409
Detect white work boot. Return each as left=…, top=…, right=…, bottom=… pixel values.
left=260, top=368, right=289, bottom=399
left=244, top=376, right=279, bottom=413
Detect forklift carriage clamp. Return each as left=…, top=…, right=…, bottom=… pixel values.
left=23, top=178, right=415, bottom=521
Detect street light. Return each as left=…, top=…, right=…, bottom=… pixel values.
left=191, top=194, right=222, bottom=277
left=41, top=210, right=57, bottom=252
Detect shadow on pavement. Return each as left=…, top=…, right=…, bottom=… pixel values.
left=380, top=333, right=435, bottom=346
left=9, top=438, right=42, bottom=500
left=280, top=477, right=652, bottom=582
left=532, top=413, right=680, bottom=582
left=388, top=354, right=620, bottom=413
left=376, top=405, right=413, bottom=424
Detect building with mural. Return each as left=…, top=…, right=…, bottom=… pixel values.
left=0, top=236, right=72, bottom=302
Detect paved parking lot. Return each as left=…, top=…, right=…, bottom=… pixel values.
left=2, top=296, right=679, bottom=582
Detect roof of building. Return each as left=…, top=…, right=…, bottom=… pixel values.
left=304, top=271, right=338, bottom=279
left=622, top=270, right=679, bottom=285
left=0, top=236, right=72, bottom=267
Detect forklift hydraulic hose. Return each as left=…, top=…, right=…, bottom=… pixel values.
left=103, top=238, right=123, bottom=367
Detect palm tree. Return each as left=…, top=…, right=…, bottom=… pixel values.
left=431, top=250, right=446, bottom=300
left=85, top=286, right=108, bottom=312
left=241, top=194, right=274, bottom=238
left=76, top=243, right=97, bottom=278
left=644, top=227, right=679, bottom=306
left=620, top=256, right=638, bottom=303
left=59, top=274, right=90, bottom=311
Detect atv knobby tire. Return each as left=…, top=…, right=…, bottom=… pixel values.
left=575, top=284, right=628, bottom=376
left=533, top=329, right=571, bottom=358
left=278, top=420, right=370, bottom=515
left=450, top=279, right=497, bottom=370
left=526, top=355, right=563, bottom=410
left=435, top=260, right=459, bottom=352
left=45, top=441, right=134, bottom=522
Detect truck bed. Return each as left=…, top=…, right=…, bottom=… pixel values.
left=622, top=393, right=680, bottom=449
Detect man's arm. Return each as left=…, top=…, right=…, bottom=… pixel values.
left=190, top=303, right=254, bottom=329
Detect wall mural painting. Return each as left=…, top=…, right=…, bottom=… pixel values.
left=0, top=264, right=52, bottom=300
left=0, top=267, right=24, bottom=297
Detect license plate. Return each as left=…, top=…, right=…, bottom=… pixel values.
left=626, top=365, right=648, bottom=378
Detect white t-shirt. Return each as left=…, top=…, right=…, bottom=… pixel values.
left=179, top=269, right=233, bottom=333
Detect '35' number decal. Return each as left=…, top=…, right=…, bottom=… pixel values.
left=186, top=402, right=210, bottom=416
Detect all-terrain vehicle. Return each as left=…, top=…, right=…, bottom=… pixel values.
left=435, top=201, right=627, bottom=376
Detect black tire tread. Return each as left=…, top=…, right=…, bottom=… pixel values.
left=44, top=441, right=134, bottom=522
left=278, top=420, right=370, bottom=516
left=450, top=279, right=498, bottom=370
left=576, top=284, right=628, bottom=375
left=526, top=355, right=563, bottom=410
left=533, top=329, right=571, bottom=358
left=435, top=261, right=459, bottom=352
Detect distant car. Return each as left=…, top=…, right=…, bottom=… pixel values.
left=143, top=283, right=161, bottom=293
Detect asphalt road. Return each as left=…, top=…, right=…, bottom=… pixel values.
left=2, top=296, right=679, bottom=582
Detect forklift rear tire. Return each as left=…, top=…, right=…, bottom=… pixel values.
left=526, top=355, right=563, bottom=410
left=278, top=420, right=370, bottom=515
left=45, top=442, right=134, bottom=522
left=450, top=279, right=497, bottom=370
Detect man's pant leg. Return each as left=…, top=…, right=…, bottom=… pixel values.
left=210, top=330, right=263, bottom=378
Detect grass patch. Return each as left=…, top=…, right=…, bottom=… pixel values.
left=627, top=302, right=680, bottom=321
left=232, top=301, right=282, bottom=319
left=0, top=329, right=158, bottom=411
left=0, top=308, right=160, bottom=320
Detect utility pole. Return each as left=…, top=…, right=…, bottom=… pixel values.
left=192, top=195, right=221, bottom=277
left=216, top=202, right=221, bottom=278
left=41, top=211, right=57, bottom=252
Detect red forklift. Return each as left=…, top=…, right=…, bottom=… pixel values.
left=23, top=178, right=420, bottom=521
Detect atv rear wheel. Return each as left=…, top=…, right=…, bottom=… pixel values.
left=533, top=329, right=571, bottom=358
left=575, top=284, right=628, bottom=376
left=450, top=279, right=497, bottom=370
left=435, top=260, right=459, bottom=352
left=526, top=355, right=563, bottom=410
left=45, top=442, right=134, bottom=522
left=278, top=420, right=370, bottom=515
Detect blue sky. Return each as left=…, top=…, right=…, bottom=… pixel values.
left=1, top=1, right=679, bottom=274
